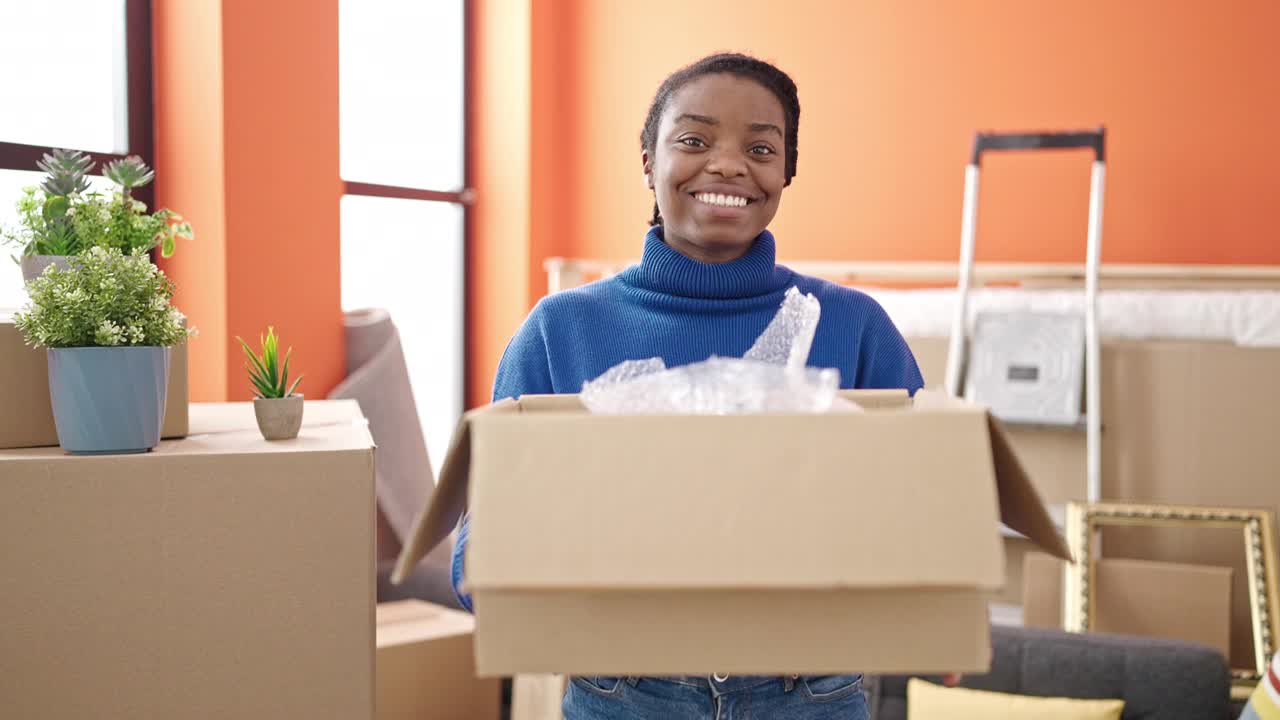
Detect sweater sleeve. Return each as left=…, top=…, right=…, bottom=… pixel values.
left=451, top=304, right=556, bottom=613
left=855, top=299, right=925, bottom=395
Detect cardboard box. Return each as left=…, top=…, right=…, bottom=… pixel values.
left=512, top=675, right=568, bottom=720
left=377, top=600, right=501, bottom=720
left=0, top=400, right=375, bottom=720
left=1023, top=552, right=1232, bottom=657
left=0, top=315, right=189, bottom=449
left=995, top=536, right=1038, bottom=606
left=396, top=389, right=1069, bottom=677
left=1022, top=551, right=1066, bottom=629
left=912, top=335, right=1280, bottom=669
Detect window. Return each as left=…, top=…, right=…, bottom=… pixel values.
left=339, top=0, right=469, bottom=471
left=0, top=0, right=153, bottom=309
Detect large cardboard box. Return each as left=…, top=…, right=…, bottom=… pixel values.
left=1023, top=552, right=1233, bottom=658
left=396, top=389, right=1069, bottom=677
left=376, top=600, right=501, bottom=720
left=911, top=335, right=1280, bottom=669
left=0, top=315, right=189, bottom=448
left=0, top=400, right=375, bottom=720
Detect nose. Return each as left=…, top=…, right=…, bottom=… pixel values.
left=704, top=145, right=747, bottom=178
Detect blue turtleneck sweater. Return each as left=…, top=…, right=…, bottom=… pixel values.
left=450, top=228, right=924, bottom=611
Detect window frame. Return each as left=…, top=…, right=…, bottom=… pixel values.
left=0, top=0, right=154, bottom=210
left=339, top=0, right=474, bottom=405
left=0, top=0, right=155, bottom=211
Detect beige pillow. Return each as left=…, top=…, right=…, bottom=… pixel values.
left=907, top=678, right=1124, bottom=720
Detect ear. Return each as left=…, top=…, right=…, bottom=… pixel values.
left=641, top=150, right=654, bottom=189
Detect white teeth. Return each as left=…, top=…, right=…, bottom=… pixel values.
left=696, top=192, right=750, bottom=207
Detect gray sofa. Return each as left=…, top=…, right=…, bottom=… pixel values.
left=867, top=625, right=1232, bottom=720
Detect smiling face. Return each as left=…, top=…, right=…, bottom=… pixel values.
left=643, top=73, right=789, bottom=263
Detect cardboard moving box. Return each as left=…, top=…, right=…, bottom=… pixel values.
left=0, top=401, right=375, bottom=720
left=396, top=389, right=1069, bottom=677
left=377, top=600, right=501, bottom=720
left=0, top=315, right=189, bottom=448
left=1023, top=552, right=1233, bottom=658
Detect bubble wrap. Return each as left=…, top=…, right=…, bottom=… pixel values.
left=581, top=287, right=846, bottom=415
left=744, top=287, right=822, bottom=369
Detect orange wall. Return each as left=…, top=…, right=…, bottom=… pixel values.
left=152, top=0, right=227, bottom=402
left=221, top=0, right=344, bottom=401
left=468, top=0, right=533, bottom=408
left=471, top=0, right=1280, bottom=405
left=162, top=1, right=1280, bottom=408
left=155, top=0, right=344, bottom=402
left=553, top=0, right=1280, bottom=266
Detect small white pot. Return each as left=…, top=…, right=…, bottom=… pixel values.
left=21, top=254, right=72, bottom=283
left=253, top=395, right=304, bottom=440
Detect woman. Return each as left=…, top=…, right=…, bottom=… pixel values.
left=456, top=53, right=929, bottom=719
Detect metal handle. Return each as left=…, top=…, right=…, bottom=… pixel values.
left=971, top=128, right=1105, bottom=164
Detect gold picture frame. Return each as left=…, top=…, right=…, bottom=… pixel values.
left=1062, top=501, right=1279, bottom=698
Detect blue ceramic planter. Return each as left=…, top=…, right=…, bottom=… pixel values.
left=47, top=346, right=171, bottom=455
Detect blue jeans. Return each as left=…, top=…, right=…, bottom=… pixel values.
left=562, top=674, right=869, bottom=719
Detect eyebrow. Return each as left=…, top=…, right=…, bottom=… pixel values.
left=749, top=122, right=783, bottom=138
left=673, top=113, right=783, bottom=138
left=674, top=113, right=718, bottom=126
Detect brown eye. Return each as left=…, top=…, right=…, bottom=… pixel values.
left=749, top=145, right=775, bottom=156
left=679, top=137, right=707, bottom=148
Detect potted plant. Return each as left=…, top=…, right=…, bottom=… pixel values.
left=2, top=150, right=193, bottom=283
left=6, top=149, right=92, bottom=280
left=237, top=327, right=304, bottom=440
left=13, top=246, right=193, bottom=454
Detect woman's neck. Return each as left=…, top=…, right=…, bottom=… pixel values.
left=620, top=226, right=791, bottom=300
left=662, top=230, right=754, bottom=264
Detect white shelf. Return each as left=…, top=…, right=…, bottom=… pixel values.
left=989, top=602, right=1024, bottom=627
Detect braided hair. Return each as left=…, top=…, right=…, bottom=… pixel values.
left=640, top=53, right=800, bottom=227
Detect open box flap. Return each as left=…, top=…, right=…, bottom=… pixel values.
left=914, top=389, right=1071, bottom=560
left=391, top=398, right=519, bottom=583
left=987, top=415, right=1073, bottom=560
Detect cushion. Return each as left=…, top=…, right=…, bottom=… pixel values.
left=907, top=678, right=1124, bottom=720
left=1237, top=652, right=1280, bottom=719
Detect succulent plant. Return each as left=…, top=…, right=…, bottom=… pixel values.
left=103, top=156, right=155, bottom=199
left=37, top=148, right=93, bottom=197
left=236, top=327, right=303, bottom=399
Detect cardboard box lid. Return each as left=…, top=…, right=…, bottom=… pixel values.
left=394, top=390, right=1068, bottom=590
left=376, top=600, right=475, bottom=649
left=0, top=400, right=374, bottom=461
left=187, top=400, right=369, bottom=436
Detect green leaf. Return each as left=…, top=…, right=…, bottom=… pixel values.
left=248, top=371, right=273, bottom=394
left=249, top=369, right=277, bottom=396
left=42, top=195, right=69, bottom=221
left=250, top=376, right=275, bottom=398
left=279, top=348, right=292, bottom=396
left=286, top=374, right=304, bottom=397
left=264, top=328, right=278, bottom=381
left=237, top=337, right=273, bottom=385
left=246, top=363, right=270, bottom=388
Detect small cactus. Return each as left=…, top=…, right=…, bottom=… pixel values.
left=37, top=148, right=93, bottom=197
left=103, top=156, right=155, bottom=199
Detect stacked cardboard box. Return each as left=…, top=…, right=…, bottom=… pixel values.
left=910, top=335, right=1280, bottom=668
left=396, top=389, right=1070, bottom=677
left=0, top=315, right=189, bottom=448
left=377, top=600, right=501, bottom=720
left=1023, top=552, right=1233, bottom=658
left=0, top=401, right=375, bottom=719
